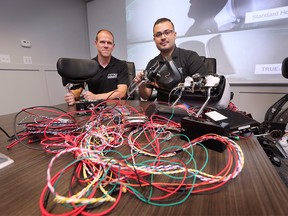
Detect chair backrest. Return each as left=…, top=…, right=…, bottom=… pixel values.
left=263, top=57, right=288, bottom=124
left=126, top=61, right=140, bottom=100
left=282, top=57, right=288, bottom=79
left=200, top=56, right=217, bottom=75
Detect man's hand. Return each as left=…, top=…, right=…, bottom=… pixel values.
left=82, top=91, right=97, bottom=101
left=134, top=71, right=145, bottom=83
left=64, top=92, right=76, bottom=106
left=134, top=71, right=159, bottom=88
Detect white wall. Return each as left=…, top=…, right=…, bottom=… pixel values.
left=87, top=0, right=127, bottom=60
left=0, top=0, right=91, bottom=115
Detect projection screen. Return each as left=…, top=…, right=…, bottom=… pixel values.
left=126, top=0, right=288, bottom=84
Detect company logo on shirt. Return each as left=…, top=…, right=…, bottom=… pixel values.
left=107, top=73, right=117, bottom=79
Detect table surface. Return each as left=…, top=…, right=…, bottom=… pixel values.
left=0, top=101, right=287, bottom=216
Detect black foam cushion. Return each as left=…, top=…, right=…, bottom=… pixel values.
left=57, top=58, right=99, bottom=83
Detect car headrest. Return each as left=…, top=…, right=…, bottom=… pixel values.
left=56, top=58, right=99, bottom=84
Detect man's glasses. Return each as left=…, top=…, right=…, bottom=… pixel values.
left=153, top=29, right=174, bottom=38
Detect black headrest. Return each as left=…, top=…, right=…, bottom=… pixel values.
left=56, top=58, right=99, bottom=84
left=282, top=57, right=288, bottom=79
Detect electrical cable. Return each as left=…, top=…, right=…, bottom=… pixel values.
left=5, top=101, right=245, bottom=215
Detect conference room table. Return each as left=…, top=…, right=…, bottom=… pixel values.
left=0, top=100, right=287, bottom=216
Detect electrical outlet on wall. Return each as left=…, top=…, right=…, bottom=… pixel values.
left=23, top=56, right=32, bottom=64
left=0, top=54, right=11, bottom=63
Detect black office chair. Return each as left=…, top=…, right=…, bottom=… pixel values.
left=200, top=56, right=217, bottom=75
left=126, top=61, right=140, bottom=100
left=257, top=57, right=288, bottom=169
left=262, top=57, right=288, bottom=131
left=282, top=57, right=288, bottom=79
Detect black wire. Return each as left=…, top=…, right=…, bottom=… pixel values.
left=13, top=105, right=72, bottom=150
left=0, top=126, right=27, bottom=143
left=0, top=126, right=13, bottom=139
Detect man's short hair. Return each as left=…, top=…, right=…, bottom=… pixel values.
left=95, top=29, right=114, bottom=43
left=153, top=18, right=175, bottom=30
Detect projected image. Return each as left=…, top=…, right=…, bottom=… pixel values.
left=185, top=0, right=230, bottom=36
left=186, top=0, right=288, bottom=36
left=126, top=0, right=288, bottom=83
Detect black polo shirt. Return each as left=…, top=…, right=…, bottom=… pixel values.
left=145, top=46, right=208, bottom=102
left=87, top=56, right=128, bottom=94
